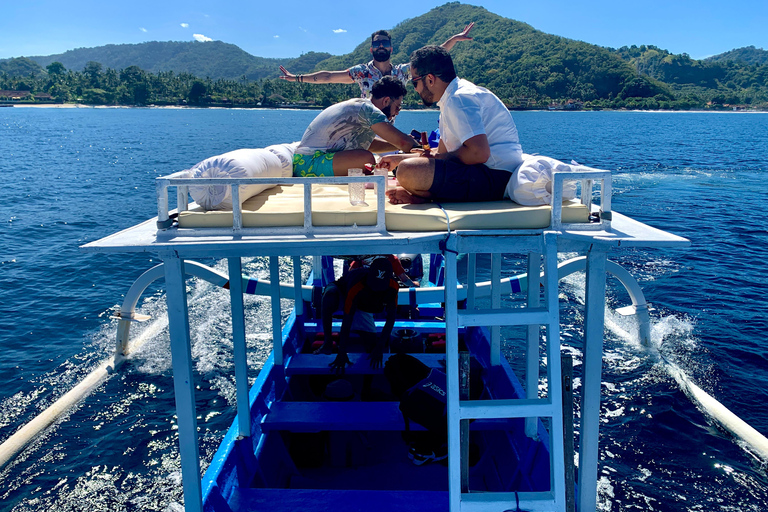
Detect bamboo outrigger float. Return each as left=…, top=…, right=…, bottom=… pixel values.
left=79, top=170, right=689, bottom=512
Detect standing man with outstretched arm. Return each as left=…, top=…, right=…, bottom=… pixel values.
left=279, top=23, right=474, bottom=98
left=377, top=45, right=523, bottom=204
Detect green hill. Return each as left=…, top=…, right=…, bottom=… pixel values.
left=706, top=46, right=768, bottom=66
left=613, top=44, right=768, bottom=106
left=0, top=56, right=45, bottom=77
left=26, top=41, right=330, bottom=81
left=310, top=2, right=667, bottom=104
left=12, top=2, right=667, bottom=104
left=2, top=2, right=766, bottom=109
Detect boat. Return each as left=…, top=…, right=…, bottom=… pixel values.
left=75, top=166, right=689, bottom=512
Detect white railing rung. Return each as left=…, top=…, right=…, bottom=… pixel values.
left=460, top=491, right=557, bottom=512
left=457, top=308, right=551, bottom=327
left=459, top=399, right=554, bottom=420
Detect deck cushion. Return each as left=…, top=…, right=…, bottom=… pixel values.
left=177, top=184, right=589, bottom=231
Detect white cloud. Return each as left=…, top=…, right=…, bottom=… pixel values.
left=193, top=34, right=213, bottom=42
left=274, top=35, right=279, bottom=39
left=333, top=29, right=347, bottom=34
left=139, top=27, right=148, bottom=33
left=180, top=23, right=189, bottom=28
left=299, top=26, right=308, bottom=33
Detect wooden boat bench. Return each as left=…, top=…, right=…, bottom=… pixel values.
left=284, top=352, right=447, bottom=376
left=260, top=400, right=518, bottom=433
left=230, top=488, right=448, bottom=512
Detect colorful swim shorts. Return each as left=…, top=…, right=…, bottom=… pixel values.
left=292, top=151, right=336, bottom=177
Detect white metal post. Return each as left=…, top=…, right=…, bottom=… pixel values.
left=162, top=256, right=202, bottom=512
left=525, top=251, right=541, bottom=438
left=293, top=256, right=304, bottom=318
left=293, top=256, right=305, bottom=340
left=228, top=257, right=250, bottom=437
left=578, top=247, right=607, bottom=512
left=444, top=247, right=461, bottom=512
left=270, top=256, right=283, bottom=366
left=490, top=253, right=501, bottom=366
left=544, top=233, right=566, bottom=510
left=466, top=253, right=476, bottom=310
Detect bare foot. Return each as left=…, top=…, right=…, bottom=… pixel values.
left=386, top=187, right=429, bottom=205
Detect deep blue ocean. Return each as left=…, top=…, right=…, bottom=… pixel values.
left=1, top=107, right=767, bottom=511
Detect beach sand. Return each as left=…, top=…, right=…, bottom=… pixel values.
left=8, top=103, right=83, bottom=108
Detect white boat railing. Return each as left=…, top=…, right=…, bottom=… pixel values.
left=155, top=168, right=613, bottom=236
left=155, top=174, right=388, bottom=235
left=552, top=168, right=612, bottom=232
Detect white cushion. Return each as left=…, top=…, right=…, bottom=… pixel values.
left=265, top=141, right=300, bottom=174
left=507, top=154, right=579, bottom=206
left=187, top=148, right=290, bottom=211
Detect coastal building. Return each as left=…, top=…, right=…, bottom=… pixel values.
left=0, top=90, right=32, bottom=101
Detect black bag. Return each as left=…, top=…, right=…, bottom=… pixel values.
left=384, top=353, right=447, bottom=438
left=399, top=368, right=448, bottom=435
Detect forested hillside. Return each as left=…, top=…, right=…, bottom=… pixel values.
left=614, top=45, right=768, bottom=106
left=706, top=46, right=768, bottom=66
left=27, top=41, right=331, bottom=81
left=1, top=2, right=766, bottom=109
left=299, top=3, right=671, bottom=108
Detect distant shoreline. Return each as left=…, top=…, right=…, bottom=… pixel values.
left=4, top=103, right=766, bottom=113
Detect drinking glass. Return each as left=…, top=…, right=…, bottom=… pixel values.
left=348, top=168, right=367, bottom=206
left=373, top=169, right=389, bottom=195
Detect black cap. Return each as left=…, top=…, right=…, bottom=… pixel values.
left=367, top=257, right=393, bottom=292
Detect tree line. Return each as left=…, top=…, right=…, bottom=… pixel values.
left=3, top=57, right=766, bottom=111
left=0, top=59, right=357, bottom=107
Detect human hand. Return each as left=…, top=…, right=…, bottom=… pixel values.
left=409, top=147, right=432, bottom=157
left=376, top=155, right=397, bottom=171
left=329, top=351, right=353, bottom=375
left=279, top=65, right=294, bottom=81
left=455, top=22, right=475, bottom=41
left=376, top=154, right=410, bottom=171
left=368, top=343, right=384, bottom=370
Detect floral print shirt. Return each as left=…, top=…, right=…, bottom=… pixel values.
left=296, top=98, right=388, bottom=155
left=347, top=60, right=410, bottom=98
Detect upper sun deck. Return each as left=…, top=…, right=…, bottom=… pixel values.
left=81, top=170, right=689, bottom=258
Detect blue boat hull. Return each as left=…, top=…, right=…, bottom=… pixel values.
left=201, top=289, right=555, bottom=511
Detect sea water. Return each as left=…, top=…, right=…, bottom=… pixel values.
left=0, top=107, right=767, bottom=511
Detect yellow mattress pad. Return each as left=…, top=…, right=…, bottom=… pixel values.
left=177, top=184, right=589, bottom=231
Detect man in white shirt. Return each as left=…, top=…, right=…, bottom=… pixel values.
left=377, top=45, right=523, bottom=204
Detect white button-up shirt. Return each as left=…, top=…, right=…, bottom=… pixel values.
left=437, top=77, right=523, bottom=173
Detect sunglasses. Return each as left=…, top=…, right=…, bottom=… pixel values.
left=410, top=75, right=424, bottom=87
left=371, top=40, right=392, bottom=48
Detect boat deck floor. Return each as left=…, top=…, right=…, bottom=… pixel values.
left=289, top=431, right=449, bottom=491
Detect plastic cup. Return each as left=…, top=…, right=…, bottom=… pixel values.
left=348, top=168, right=366, bottom=205
left=373, top=169, right=389, bottom=195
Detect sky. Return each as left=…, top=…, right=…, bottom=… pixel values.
left=1, top=0, right=766, bottom=62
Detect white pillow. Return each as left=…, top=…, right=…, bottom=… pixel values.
left=187, top=148, right=286, bottom=211
left=265, top=141, right=300, bottom=174
left=507, top=154, right=578, bottom=206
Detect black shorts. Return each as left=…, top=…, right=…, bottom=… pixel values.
left=428, top=159, right=512, bottom=202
